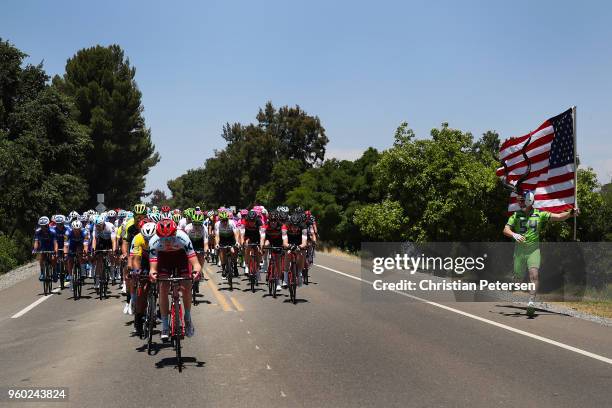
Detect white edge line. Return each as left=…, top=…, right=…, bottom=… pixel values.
left=11, top=288, right=61, bottom=319
left=315, top=264, right=612, bottom=365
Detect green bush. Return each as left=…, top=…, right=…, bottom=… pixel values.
left=0, top=235, right=19, bottom=274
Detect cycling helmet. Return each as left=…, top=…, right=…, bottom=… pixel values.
left=520, top=190, right=535, bottom=207
left=38, top=216, right=50, bottom=226
left=141, top=222, right=157, bottom=240
left=192, top=213, right=205, bottom=224
left=195, top=206, right=201, bottom=212
left=261, top=207, right=268, bottom=216
left=174, top=208, right=181, bottom=215
left=149, top=212, right=161, bottom=223
left=156, top=219, right=177, bottom=238
left=133, top=203, right=147, bottom=215
left=71, top=220, right=83, bottom=229
left=118, top=209, right=127, bottom=218
left=305, top=210, right=311, bottom=217
left=69, top=210, right=79, bottom=220
left=78, top=214, right=88, bottom=222
left=279, top=210, right=289, bottom=222
left=246, top=210, right=257, bottom=221
left=95, top=216, right=105, bottom=226
left=161, top=205, right=171, bottom=213
left=207, top=210, right=215, bottom=218
left=219, top=211, right=229, bottom=221
left=126, top=211, right=134, bottom=219
left=269, top=210, right=279, bottom=222
left=172, top=213, right=182, bottom=223
left=151, top=205, right=159, bottom=213
left=240, top=209, right=248, bottom=216
left=52, top=214, right=66, bottom=224
left=289, top=213, right=302, bottom=226
left=107, top=210, right=117, bottom=218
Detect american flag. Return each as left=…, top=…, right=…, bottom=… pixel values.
left=496, top=108, right=576, bottom=213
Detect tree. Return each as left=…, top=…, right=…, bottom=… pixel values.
left=147, top=189, right=169, bottom=207
left=53, top=44, right=159, bottom=207
left=168, top=102, right=328, bottom=207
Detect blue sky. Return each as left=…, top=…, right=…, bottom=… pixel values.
left=2, top=0, right=611, bottom=193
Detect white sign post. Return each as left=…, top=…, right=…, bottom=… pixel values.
left=96, top=193, right=106, bottom=213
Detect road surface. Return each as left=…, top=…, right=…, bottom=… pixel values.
left=0, top=252, right=610, bottom=407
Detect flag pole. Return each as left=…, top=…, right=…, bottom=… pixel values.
left=572, top=105, right=578, bottom=241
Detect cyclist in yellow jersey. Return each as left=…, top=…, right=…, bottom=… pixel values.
left=128, top=222, right=155, bottom=336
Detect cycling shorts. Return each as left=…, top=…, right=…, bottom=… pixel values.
left=156, top=250, right=191, bottom=278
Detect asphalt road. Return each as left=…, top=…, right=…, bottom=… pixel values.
left=0, top=252, right=610, bottom=408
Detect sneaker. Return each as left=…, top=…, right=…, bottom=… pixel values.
left=39, top=272, right=44, bottom=282
left=185, top=320, right=195, bottom=337
left=128, top=303, right=134, bottom=315
left=52, top=272, right=58, bottom=283
left=160, top=329, right=169, bottom=341
left=121, top=282, right=126, bottom=294
left=94, top=282, right=99, bottom=289
left=123, top=303, right=130, bottom=315
left=222, top=276, right=227, bottom=281
left=276, top=284, right=282, bottom=291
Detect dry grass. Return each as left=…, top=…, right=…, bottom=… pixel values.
left=552, top=301, right=612, bottom=319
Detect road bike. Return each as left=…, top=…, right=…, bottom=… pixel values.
left=244, top=243, right=260, bottom=293
left=94, top=249, right=113, bottom=300
left=36, top=251, right=55, bottom=296
left=286, top=246, right=302, bottom=304
left=68, top=251, right=85, bottom=300
left=192, top=250, right=206, bottom=305
left=218, top=245, right=237, bottom=291
left=263, top=246, right=284, bottom=299
left=158, top=271, right=193, bottom=372
left=56, top=249, right=66, bottom=290
left=144, top=280, right=158, bottom=355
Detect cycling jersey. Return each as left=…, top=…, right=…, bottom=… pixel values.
left=54, top=225, right=67, bottom=248
left=64, top=228, right=90, bottom=253
left=283, top=224, right=307, bottom=246
left=148, top=230, right=196, bottom=263
left=264, top=222, right=285, bottom=245
left=178, top=218, right=187, bottom=231
left=93, top=222, right=117, bottom=241
left=240, top=218, right=265, bottom=242
left=184, top=223, right=209, bottom=252
left=34, top=227, right=57, bottom=251
left=215, top=219, right=238, bottom=245
left=129, top=233, right=149, bottom=258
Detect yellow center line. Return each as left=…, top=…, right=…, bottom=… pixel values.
left=203, top=266, right=233, bottom=312
left=230, top=296, right=245, bottom=312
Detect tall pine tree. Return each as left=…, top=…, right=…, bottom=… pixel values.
left=53, top=45, right=159, bottom=207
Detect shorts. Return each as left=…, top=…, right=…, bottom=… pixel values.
left=67, top=243, right=84, bottom=257
left=156, top=250, right=191, bottom=278
left=96, top=238, right=113, bottom=251
left=244, top=231, right=260, bottom=243
left=219, top=237, right=236, bottom=247
left=267, top=239, right=283, bottom=250
left=192, top=239, right=204, bottom=252
left=513, top=248, right=541, bottom=279
left=38, top=242, right=54, bottom=252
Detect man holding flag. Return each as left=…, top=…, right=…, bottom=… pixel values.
left=497, top=108, right=580, bottom=317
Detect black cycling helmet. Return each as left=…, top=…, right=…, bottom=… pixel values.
left=279, top=210, right=288, bottom=222
left=246, top=210, right=257, bottom=221
left=269, top=210, right=279, bottom=222
left=289, top=213, right=302, bottom=226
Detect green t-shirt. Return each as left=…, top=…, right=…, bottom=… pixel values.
left=506, top=209, right=551, bottom=251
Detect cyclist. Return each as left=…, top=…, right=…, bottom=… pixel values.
left=149, top=219, right=202, bottom=339
left=91, top=217, right=117, bottom=289
left=129, top=222, right=156, bottom=337
left=33, top=216, right=58, bottom=282
left=503, top=190, right=579, bottom=316
left=52, top=215, right=68, bottom=282
left=63, top=220, right=90, bottom=282
left=215, top=210, right=240, bottom=280
left=241, top=210, right=266, bottom=280
left=282, top=212, right=308, bottom=287
left=184, top=212, right=209, bottom=293
left=121, top=204, right=147, bottom=314
left=263, top=210, right=285, bottom=291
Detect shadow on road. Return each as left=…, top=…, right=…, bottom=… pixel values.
left=155, top=356, right=205, bottom=370
left=492, top=304, right=571, bottom=320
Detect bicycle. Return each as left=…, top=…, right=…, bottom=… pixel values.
left=304, top=242, right=315, bottom=285
left=244, top=243, right=260, bottom=293
left=56, top=249, right=66, bottom=290
left=263, top=246, right=284, bottom=298
left=218, top=245, right=237, bottom=291
left=192, top=250, right=206, bottom=305
left=158, top=271, right=193, bottom=372
left=36, top=251, right=55, bottom=296
left=286, top=246, right=302, bottom=304
left=68, top=252, right=85, bottom=300
left=144, top=280, right=158, bottom=355
left=94, top=249, right=113, bottom=300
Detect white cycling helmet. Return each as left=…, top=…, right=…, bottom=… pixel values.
left=68, top=211, right=79, bottom=220
left=78, top=214, right=88, bottom=222
left=141, top=222, right=157, bottom=239
left=107, top=210, right=116, bottom=218
left=149, top=212, right=161, bottom=223
left=95, top=216, right=105, bottom=226
left=53, top=214, right=66, bottom=224
left=71, top=220, right=83, bottom=229
left=38, top=216, right=50, bottom=226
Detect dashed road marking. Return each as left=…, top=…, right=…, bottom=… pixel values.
left=11, top=288, right=61, bottom=318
